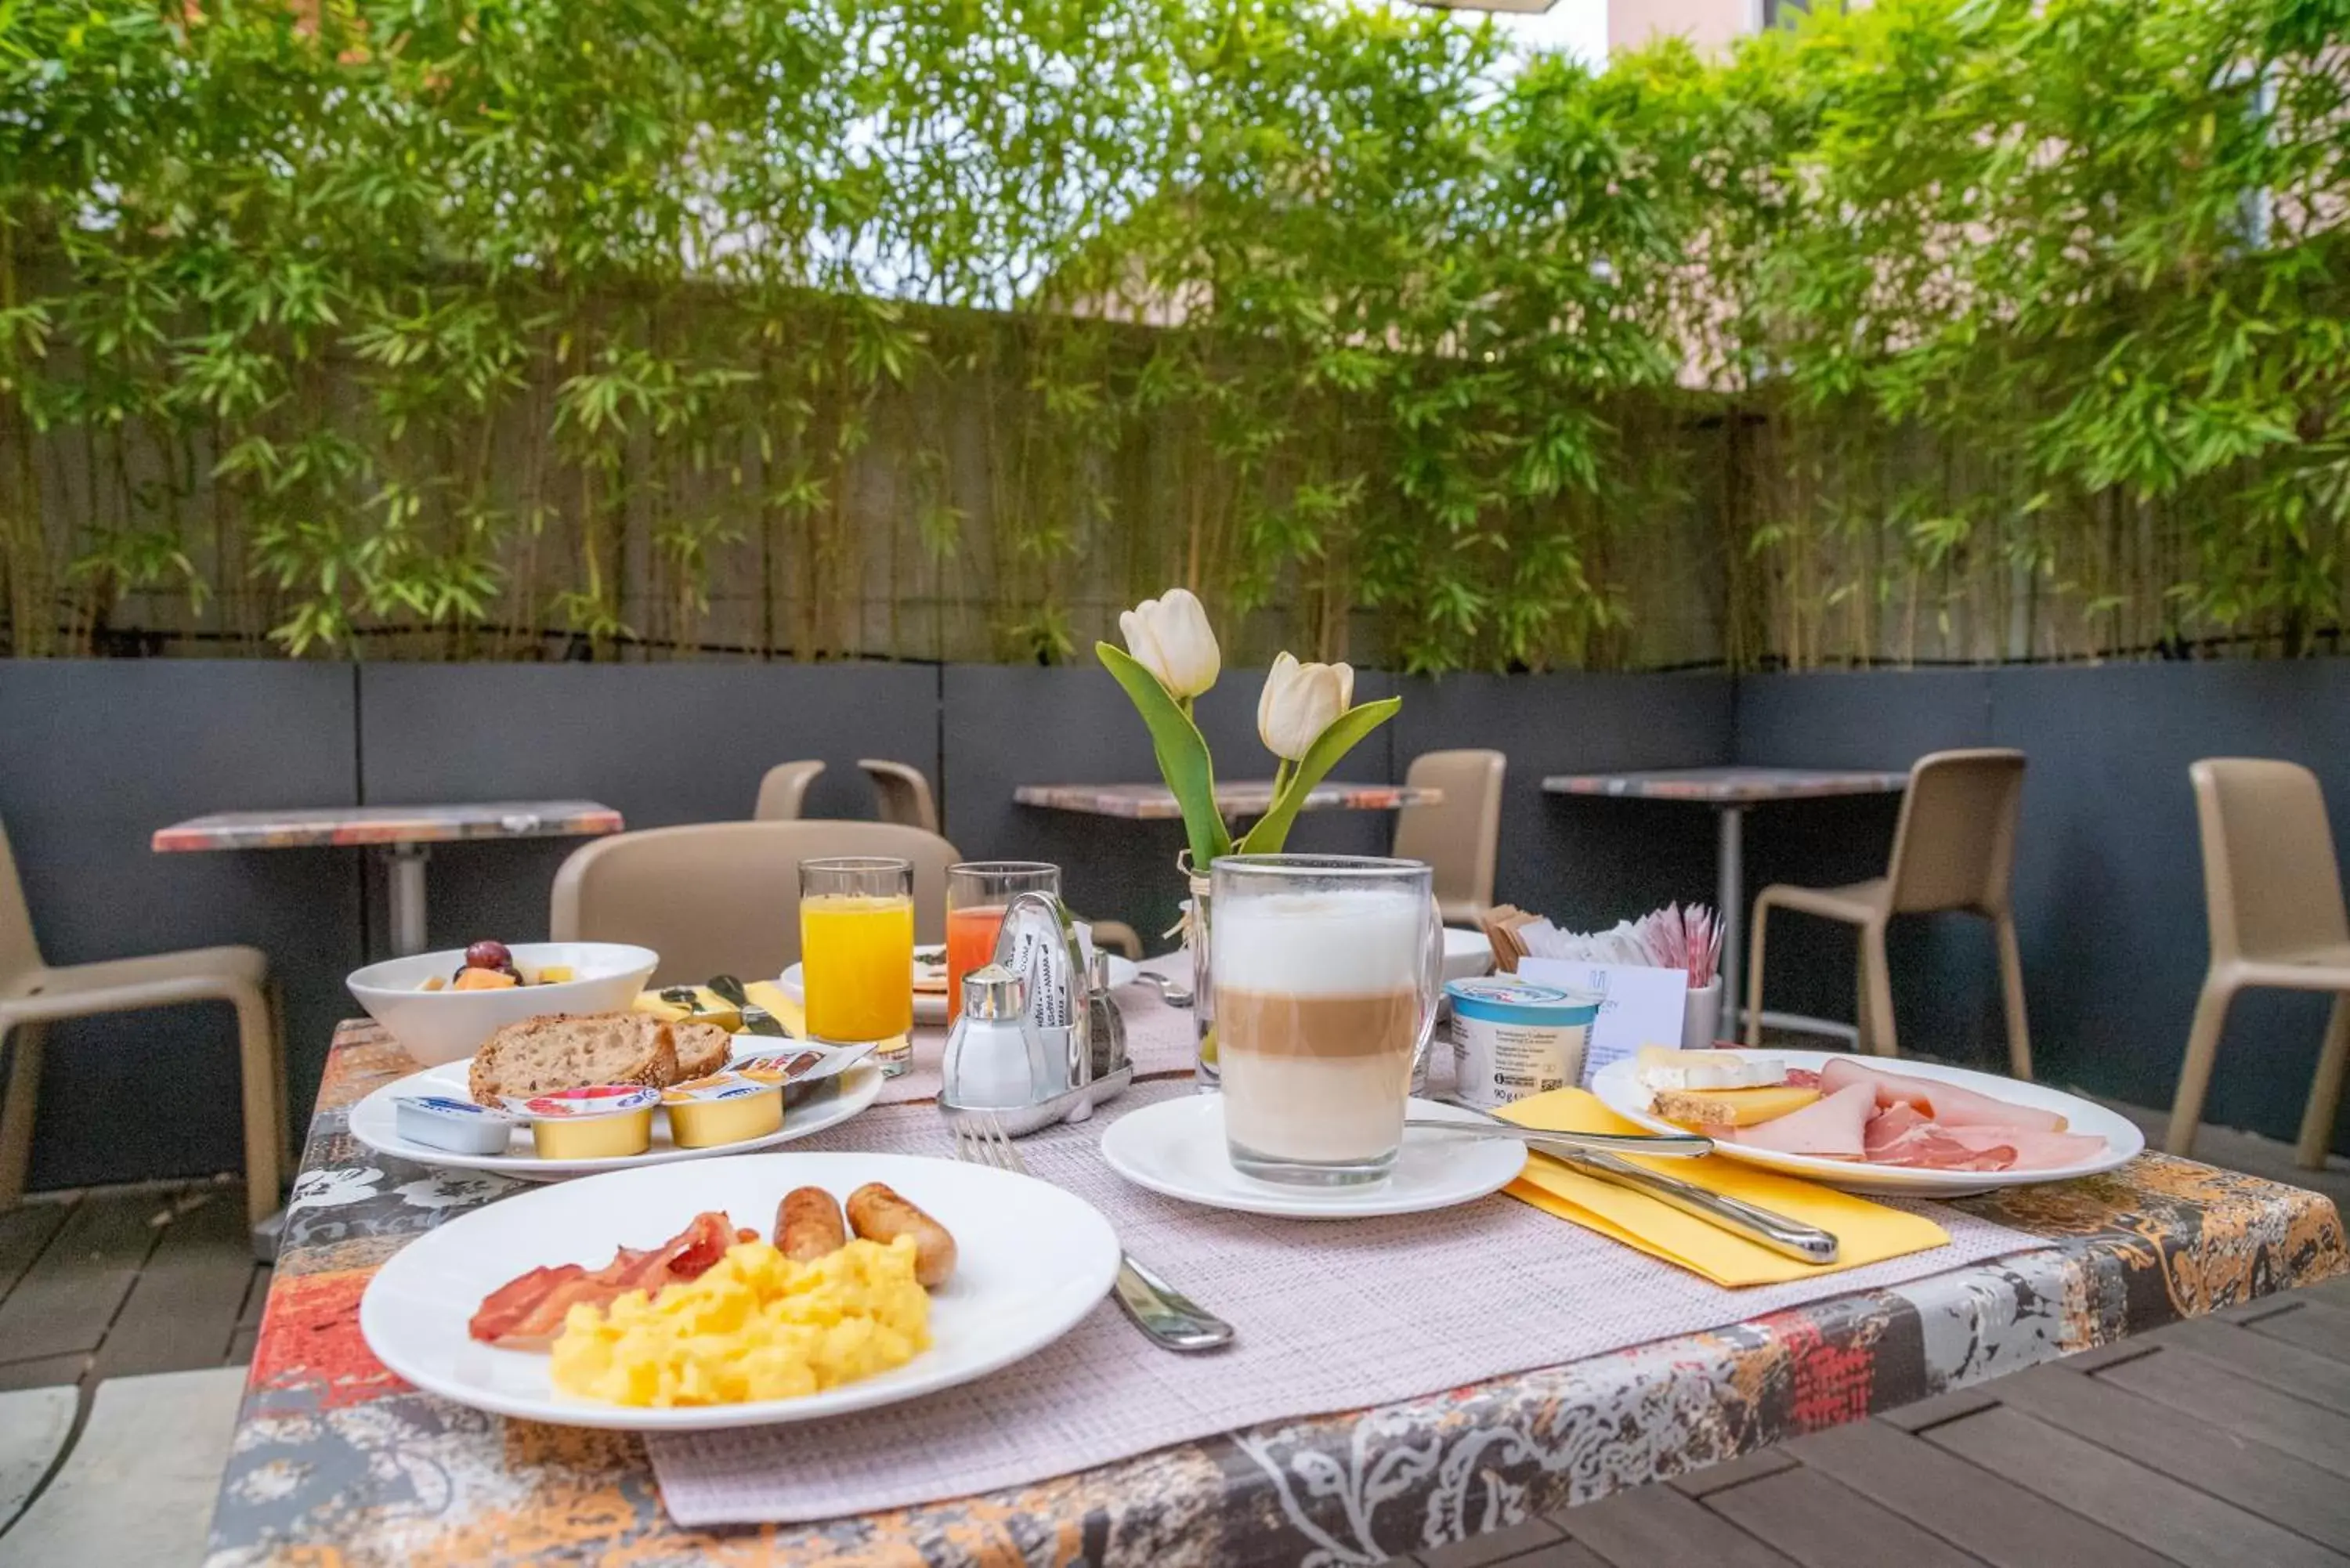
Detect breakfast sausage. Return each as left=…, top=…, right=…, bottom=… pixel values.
left=776, top=1187, right=847, bottom=1263
left=846, top=1182, right=956, bottom=1288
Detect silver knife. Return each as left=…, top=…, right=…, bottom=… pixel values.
left=708, top=973, right=787, bottom=1037
left=1540, top=1143, right=1840, bottom=1265
left=1434, top=1095, right=1838, bottom=1266
left=1403, top=1118, right=1713, bottom=1158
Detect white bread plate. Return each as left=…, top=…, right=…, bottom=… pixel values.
left=349, top=942, right=660, bottom=1067
left=348, top=1039, right=884, bottom=1180
left=1590, top=1048, right=2142, bottom=1196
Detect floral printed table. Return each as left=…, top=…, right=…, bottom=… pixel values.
left=1540, top=765, right=1912, bottom=1028
left=1016, top=779, right=1437, bottom=820
left=206, top=1023, right=2345, bottom=1568
left=154, top=801, right=623, bottom=957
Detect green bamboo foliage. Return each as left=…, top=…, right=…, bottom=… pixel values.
left=0, top=0, right=2344, bottom=668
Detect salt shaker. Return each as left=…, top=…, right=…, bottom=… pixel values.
left=939, top=964, right=1050, bottom=1110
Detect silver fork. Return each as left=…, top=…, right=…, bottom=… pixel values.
left=951, top=1112, right=1235, bottom=1352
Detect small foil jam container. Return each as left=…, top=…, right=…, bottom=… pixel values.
left=507, top=1085, right=660, bottom=1159
left=661, top=1072, right=784, bottom=1148
left=1446, top=978, right=1603, bottom=1110
left=395, top=1094, right=519, bottom=1155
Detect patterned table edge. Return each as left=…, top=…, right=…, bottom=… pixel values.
left=1542, top=771, right=1911, bottom=804
left=154, top=807, right=624, bottom=851
left=206, top=1028, right=2348, bottom=1568
left=1015, top=784, right=1440, bottom=820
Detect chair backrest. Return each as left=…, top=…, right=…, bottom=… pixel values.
left=1390, top=750, right=1506, bottom=924
left=0, top=817, right=43, bottom=987
left=1884, top=749, right=2028, bottom=915
left=2190, top=758, right=2350, bottom=966
left=859, top=759, right=939, bottom=834
left=753, top=760, right=827, bottom=822
left=549, top=821, right=960, bottom=985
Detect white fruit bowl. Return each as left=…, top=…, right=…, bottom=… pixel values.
left=346, top=942, right=659, bottom=1067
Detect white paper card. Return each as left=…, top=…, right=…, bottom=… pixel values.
left=1517, top=959, right=1690, bottom=1086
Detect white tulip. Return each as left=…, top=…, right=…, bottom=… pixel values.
left=1257, top=652, right=1354, bottom=761
left=1118, top=588, right=1220, bottom=699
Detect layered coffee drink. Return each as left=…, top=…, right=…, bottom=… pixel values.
left=1212, top=876, right=1433, bottom=1184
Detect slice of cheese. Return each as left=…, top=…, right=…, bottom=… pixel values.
left=1651, top=1083, right=1821, bottom=1129
left=1636, top=1046, right=1787, bottom=1092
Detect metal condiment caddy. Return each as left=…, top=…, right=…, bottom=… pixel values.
left=938, top=890, right=1133, bottom=1136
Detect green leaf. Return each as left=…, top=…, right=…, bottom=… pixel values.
left=1096, top=642, right=1233, bottom=870
left=1238, top=697, right=1402, bottom=855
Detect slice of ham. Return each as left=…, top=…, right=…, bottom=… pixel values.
left=1862, top=1100, right=2015, bottom=1170
left=1725, top=1082, right=1875, bottom=1158
left=1818, top=1057, right=2070, bottom=1133
left=1925, top=1123, right=2110, bottom=1172
left=468, top=1210, right=736, bottom=1348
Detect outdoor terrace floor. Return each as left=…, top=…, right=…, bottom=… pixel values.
left=2, top=1097, right=2346, bottom=1563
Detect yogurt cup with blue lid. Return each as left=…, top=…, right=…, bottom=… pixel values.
left=1444, top=978, right=1603, bottom=1109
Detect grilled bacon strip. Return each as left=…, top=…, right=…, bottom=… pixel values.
left=468, top=1209, right=736, bottom=1348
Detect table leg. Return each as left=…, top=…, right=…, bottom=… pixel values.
left=1716, top=805, right=1744, bottom=1032
left=386, top=844, right=430, bottom=957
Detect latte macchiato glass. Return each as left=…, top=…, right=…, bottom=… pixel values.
left=1209, top=854, right=1441, bottom=1186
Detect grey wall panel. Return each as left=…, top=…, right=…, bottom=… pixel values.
left=1391, top=672, right=1734, bottom=934
left=0, top=660, right=362, bottom=1189
left=356, top=663, right=942, bottom=956
left=1990, top=661, right=2350, bottom=1147
left=1732, top=671, right=1999, bottom=1060
left=940, top=665, right=1395, bottom=943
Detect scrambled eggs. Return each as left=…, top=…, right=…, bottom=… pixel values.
left=550, top=1236, right=931, bottom=1406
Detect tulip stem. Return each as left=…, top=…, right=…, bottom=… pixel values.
left=1271, top=757, right=1293, bottom=800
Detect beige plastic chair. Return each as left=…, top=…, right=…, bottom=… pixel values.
left=859, top=759, right=940, bottom=833
left=1744, top=749, right=2033, bottom=1078
left=2166, top=759, right=2350, bottom=1166
left=0, top=818, right=284, bottom=1230
left=753, top=760, right=826, bottom=821
left=1391, top=750, right=1505, bottom=927
left=550, top=821, right=960, bottom=985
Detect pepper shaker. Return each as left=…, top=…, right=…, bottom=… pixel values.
left=1087, top=948, right=1128, bottom=1082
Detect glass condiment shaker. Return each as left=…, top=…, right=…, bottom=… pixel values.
left=1087, top=948, right=1128, bottom=1082
left=939, top=964, right=1050, bottom=1111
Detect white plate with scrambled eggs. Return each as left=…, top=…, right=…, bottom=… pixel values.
left=359, top=1151, right=1123, bottom=1430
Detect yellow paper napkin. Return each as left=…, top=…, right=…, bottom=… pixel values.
left=632, top=987, right=743, bottom=1032
left=1498, top=1089, right=1951, bottom=1287
left=633, top=982, right=810, bottom=1041
left=738, top=980, right=808, bottom=1042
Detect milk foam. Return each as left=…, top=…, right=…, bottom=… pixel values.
left=1212, top=891, right=1426, bottom=995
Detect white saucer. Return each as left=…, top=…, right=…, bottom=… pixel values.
left=1099, top=1095, right=1525, bottom=1219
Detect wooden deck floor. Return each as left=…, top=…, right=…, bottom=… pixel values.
left=0, top=1180, right=265, bottom=1398
left=1401, top=1276, right=2350, bottom=1568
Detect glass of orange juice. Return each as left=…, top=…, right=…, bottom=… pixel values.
left=800, top=857, right=916, bottom=1075
left=946, top=862, right=1061, bottom=1017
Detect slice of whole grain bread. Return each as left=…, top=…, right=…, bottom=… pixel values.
left=670, top=1021, right=734, bottom=1082
left=468, top=1013, right=679, bottom=1104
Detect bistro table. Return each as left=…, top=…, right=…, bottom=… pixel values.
left=154, top=800, right=624, bottom=957
left=1543, top=767, right=1909, bottom=1042
left=1017, top=779, right=1439, bottom=821
left=208, top=993, right=2345, bottom=1566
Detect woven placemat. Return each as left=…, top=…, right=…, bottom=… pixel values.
left=651, top=1078, right=2044, bottom=1525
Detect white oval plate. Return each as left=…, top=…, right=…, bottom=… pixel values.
left=360, top=1151, right=1121, bottom=1431
left=779, top=953, right=1142, bottom=1028
left=1100, top=1095, right=1525, bottom=1219
left=1590, top=1049, right=2142, bottom=1195
left=349, top=1053, right=884, bottom=1180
